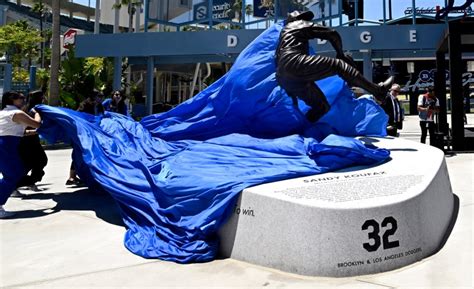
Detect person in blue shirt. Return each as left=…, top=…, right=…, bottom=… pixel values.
left=102, top=90, right=129, bottom=116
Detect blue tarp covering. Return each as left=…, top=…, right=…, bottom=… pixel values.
left=36, top=22, right=390, bottom=263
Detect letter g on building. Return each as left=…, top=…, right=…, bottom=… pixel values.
left=360, top=31, right=372, bottom=43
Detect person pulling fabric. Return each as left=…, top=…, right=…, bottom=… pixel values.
left=17, top=90, right=48, bottom=191
left=0, top=91, right=42, bottom=218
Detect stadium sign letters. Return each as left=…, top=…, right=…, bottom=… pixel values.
left=227, top=35, right=238, bottom=47
left=318, top=30, right=417, bottom=45
left=404, top=6, right=472, bottom=15
left=360, top=31, right=372, bottom=43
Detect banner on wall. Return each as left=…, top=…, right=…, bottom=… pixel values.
left=193, top=0, right=235, bottom=21
left=403, top=69, right=474, bottom=92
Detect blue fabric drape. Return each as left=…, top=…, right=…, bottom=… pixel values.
left=140, top=23, right=387, bottom=141
left=36, top=22, right=390, bottom=263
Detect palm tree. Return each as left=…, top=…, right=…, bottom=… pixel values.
left=226, top=0, right=253, bottom=23
left=258, top=0, right=274, bottom=27
left=259, top=0, right=306, bottom=18
left=113, top=0, right=143, bottom=33
left=31, top=0, right=49, bottom=68
left=244, top=2, right=253, bottom=23
left=49, top=0, right=60, bottom=106
left=260, top=0, right=273, bottom=6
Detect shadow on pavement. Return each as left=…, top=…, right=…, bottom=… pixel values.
left=389, top=148, right=418, bottom=152
left=17, top=189, right=124, bottom=227
left=3, top=208, right=58, bottom=219
left=358, top=137, right=381, bottom=145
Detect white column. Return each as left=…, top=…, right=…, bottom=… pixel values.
left=146, top=56, right=155, bottom=115
left=362, top=49, right=373, bottom=82
left=135, top=1, right=141, bottom=32
left=114, top=0, right=120, bottom=33
left=113, top=0, right=121, bottom=90
left=94, top=0, right=100, bottom=34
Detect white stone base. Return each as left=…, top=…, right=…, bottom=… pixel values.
left=218, top=137, right=457, bottom=277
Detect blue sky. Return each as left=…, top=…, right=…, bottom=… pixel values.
left=71, top=0, right=95, bottom=6
left=71, top=0, right=95, bottom=7
left=70, top=0, right=471, bottom=20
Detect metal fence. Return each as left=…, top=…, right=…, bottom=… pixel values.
left=144, top=0, right=474, bottom=31
left=10, top=81, right=30, bottom=95
left=0, top=64, right=30, bottom=104
left=0, top=63, right=12, bottom=105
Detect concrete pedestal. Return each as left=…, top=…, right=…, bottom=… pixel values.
left=218, top=137, right=458, bottom=277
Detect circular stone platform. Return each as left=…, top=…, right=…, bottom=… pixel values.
left=218, top=137, right=458, bottom=277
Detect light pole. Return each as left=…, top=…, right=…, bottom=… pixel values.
left=49, top=0, right=60, bottom=106
left=40, top=0, right=44, bottom=68
left=94, top=0, right=100, bottom=34
left=388, top=0, right=392, bottom=20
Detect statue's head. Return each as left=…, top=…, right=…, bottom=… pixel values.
left=287, top=10, right=314, bottom=23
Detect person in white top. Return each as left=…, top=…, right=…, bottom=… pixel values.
left=0, top=91, right=42, bottom=218
left=417, top=87, right=440, bottom=145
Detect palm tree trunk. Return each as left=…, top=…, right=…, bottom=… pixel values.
left=40, top=9, right=44, bottom=68
left=49, top=0, right=60, bottom=106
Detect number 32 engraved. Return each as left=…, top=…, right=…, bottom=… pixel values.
left=362, top=216, right=400, bottom=252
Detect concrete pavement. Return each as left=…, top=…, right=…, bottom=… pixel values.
left=0, top=114, right=472, bottom=288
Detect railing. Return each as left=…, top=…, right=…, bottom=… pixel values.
left=143, top=0, right=474, bottom=31
left=69, top=0, right=96, bottom=8
left=0, top=64, right=35, bottom=96
left=0, top=63, right=12, bottom=94
left=10, top=81, right=30, bottom=95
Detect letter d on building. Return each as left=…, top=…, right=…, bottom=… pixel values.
left=227, top=35, right=238, bottom=47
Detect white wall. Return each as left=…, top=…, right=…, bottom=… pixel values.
left=100, top=1, right=145, bottom=30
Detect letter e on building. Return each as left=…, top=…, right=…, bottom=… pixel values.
left=409, top=30, right=417, bottom=43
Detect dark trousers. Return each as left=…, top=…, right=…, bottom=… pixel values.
left=386, top=126, right=398, bottom=137
left=0, top=136, right=24, bottom=205
left=420, top=121, right=436, bottom=145
left=18, top=134, right=48, bottom=184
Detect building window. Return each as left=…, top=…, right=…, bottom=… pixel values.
left=180, top=0, right=189, bottom=6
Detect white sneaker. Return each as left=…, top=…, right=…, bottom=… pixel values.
left=0, top=206, right=15, bottom=219
left=10, top=190, right=25, bottom=197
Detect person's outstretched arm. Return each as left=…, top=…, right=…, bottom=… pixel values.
left=12, top=110, right=41, bottom=129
